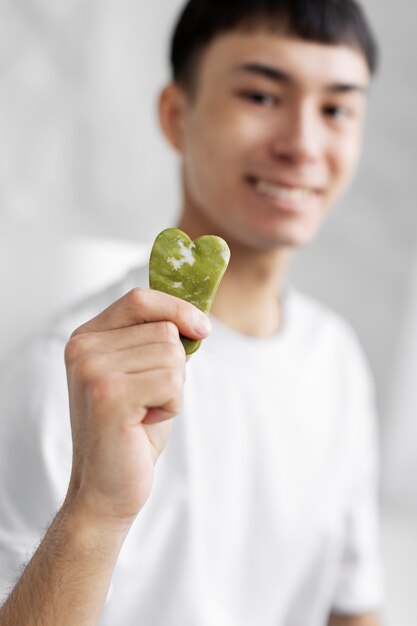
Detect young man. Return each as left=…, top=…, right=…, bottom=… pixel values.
left=0, top=1, right=383, bottom=624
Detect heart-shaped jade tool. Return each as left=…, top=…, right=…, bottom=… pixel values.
left=149, top=228, right=230, bottom=355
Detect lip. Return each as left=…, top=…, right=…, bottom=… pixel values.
left=246, top=174, right=323, bottom=193
left=245, top=174, right=323, bottom=213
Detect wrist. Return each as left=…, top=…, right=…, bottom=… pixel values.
left=59, top=494, right=133, bottom=553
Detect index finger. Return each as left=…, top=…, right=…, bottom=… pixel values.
left=72, top=288, right=212, bottom=340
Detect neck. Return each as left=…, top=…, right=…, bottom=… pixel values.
left=176, top=215, right=293, bottom=338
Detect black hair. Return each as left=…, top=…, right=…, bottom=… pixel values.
left=170, top=0, right=378, bottom=93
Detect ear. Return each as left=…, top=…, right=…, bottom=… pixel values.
left=158, top=83, right=188, bottom=153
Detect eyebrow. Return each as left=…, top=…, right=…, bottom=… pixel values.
left=233, top=62, right=368, bottom=94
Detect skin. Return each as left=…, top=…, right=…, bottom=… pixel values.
left=0, top=290, right=211, bottom=625
left=328, top=615, right=381, bottom=626
left=176, top=33, right=369, bottom=251
left=162, top=33, right=380, bottom=626
left=161, top=32, right=370, bottom=337
left=0, top=31, right=381, bottom=626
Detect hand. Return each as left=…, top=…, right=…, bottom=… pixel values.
left=63, top=288, right=211, bottom=529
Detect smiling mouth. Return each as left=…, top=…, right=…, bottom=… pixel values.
left=246, top=175, right=322, bottom=204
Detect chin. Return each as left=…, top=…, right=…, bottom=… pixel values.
left=244, top=218, right=324, bottom=251
left=229, top=229, right=310, bottom=253
left=279, top=227, right=321, bottom=247
left=234, top=200, right=326, bottom=247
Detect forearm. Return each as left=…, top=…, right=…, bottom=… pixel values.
left=0, top=290, right=199, bottom=625
left=0, top=503, right=129, bottom=626
left=328, top=612, right=382, bottom=626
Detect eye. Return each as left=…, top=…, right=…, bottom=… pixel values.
left=238, top=91, right=279, bottom=107
left=323, top=105, right=351, bottom=120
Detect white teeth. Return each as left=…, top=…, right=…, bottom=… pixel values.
left=255, top=179, right=313, bottom=202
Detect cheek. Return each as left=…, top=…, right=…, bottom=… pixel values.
left=184, top=128, right=225, bottom=197
left=330, top=135, right=362, bottom=191
left=189, top=100, right=267, bottom=163
left=184, top=114, right=253, bottom=195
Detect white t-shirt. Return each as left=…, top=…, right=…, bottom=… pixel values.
left=0, top=264, right=384, bottom=625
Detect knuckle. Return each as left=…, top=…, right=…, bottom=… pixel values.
left=173, top=299, right=188, bottom=326
left=163, top=321, right=180, bottom=343
left=65, top=333, right=89, bottom=364
left=127, top=287, right=148, bottom=309
left=163, top=341, right=185, bottom=368
left=72, top=354, right=104, bottom=387
left=152, top=321, right=178, bottom=344
left=173, top=398, right=183, bottom=415
left=64, top=339, right=76, bottom=365
left=169, top=391, right=183, bottom=416
left=174, top=299, right=197, bottom=333
left=163, top=368, right=184, bottom=397
left=89, top=372, right=122, bottom=406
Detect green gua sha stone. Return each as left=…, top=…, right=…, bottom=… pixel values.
left=149, top=228, right=230, bottom=355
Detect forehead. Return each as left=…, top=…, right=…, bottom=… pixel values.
left=197, top=31, right=370, bottom=92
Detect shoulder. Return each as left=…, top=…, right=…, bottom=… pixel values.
left=0, top=263, right=149, bottom=430
left=0, top=264, right=149, bottom=527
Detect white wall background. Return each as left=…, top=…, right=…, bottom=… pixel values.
left=1, top=0, right=417, bottom=620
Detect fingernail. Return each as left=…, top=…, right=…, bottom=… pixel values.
left=195, top=312, right=212, bottom=336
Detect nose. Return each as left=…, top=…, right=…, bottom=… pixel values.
left=270, top=102, right=322, bottom=166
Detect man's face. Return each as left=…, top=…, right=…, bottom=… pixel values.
left=175, top=31, right=370, bottom=250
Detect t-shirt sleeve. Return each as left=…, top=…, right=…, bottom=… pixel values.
left=330, top=331, right=385, bottom=615
left=0, top=336, right=72, bottom=602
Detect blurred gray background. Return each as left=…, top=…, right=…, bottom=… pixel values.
left=0, top=0, right=416, bottom=622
